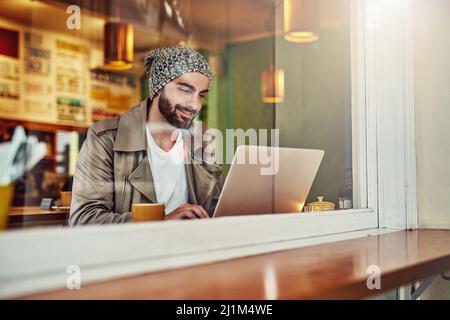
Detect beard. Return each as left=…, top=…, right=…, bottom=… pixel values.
left=158, top=88, right=197, bottom=129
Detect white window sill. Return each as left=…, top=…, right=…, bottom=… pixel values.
left=1, top=209, right=388, bottom=298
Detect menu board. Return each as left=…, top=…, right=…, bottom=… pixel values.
left=0, top=19, right=141, bottom=126
left=54, top=39, right=89, bottom=123
left=90, top=69, right=140, bottom=122
left=23, top=31, right=54, bottom=118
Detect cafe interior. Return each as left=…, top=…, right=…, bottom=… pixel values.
left=0, top=0, right=354, bottom=229
left=0, top=0, right=449, bottom=301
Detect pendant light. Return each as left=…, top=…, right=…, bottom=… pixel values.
left=261, top=8, right=285, bottom=104
left=261, top=66, right=285, bottom=104
left=284, top=0, right=319, bottom=43
left=104, top=1, right=134, bottom=70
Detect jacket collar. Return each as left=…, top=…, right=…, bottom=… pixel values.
left=113, top=98, right=149, bottom=152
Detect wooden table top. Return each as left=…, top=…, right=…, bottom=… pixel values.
left=7, top=206, right=69, bottom=229
left=22, top=229, right=450, bottom=299
left=8, top=206, right=69, bottom=216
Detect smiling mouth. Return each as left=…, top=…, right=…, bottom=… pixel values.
left=176, top=108, right=194, bottom=119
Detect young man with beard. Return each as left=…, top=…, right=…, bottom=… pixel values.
left=69, top=45, right=223, bottom=225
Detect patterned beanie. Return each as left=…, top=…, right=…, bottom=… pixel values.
left=144, top=44, right=212, bottom=100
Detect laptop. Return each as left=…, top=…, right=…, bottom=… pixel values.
left=213, top=145, right=324, bottom=218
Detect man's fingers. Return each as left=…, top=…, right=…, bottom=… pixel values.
left=170, top=204, right=209, bottom=219
left=182, top=211, right=197, bottom=219
left=187, top=207, right=203, bottom=218
left=196, top=206, right=209, bottom=218
left=189, top=206, right=209, bottom=218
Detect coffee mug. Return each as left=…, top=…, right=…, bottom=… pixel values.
left=60, top=191, right=72, bottom=207
left=132, top=203, right=165, bottom=222
left=0, top=184, right=14, bottom=231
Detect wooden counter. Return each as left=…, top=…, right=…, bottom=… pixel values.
left=21, top=229, right=450, bottom=299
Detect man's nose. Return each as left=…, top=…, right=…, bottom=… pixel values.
left=187, top=98, right=201, bottom=112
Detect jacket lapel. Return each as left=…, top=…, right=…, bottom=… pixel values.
left=184, top=163, right=198, bottom=204
left=113, top=99, right=148, bottom=152
left=183, top=129, right=222, bottom=206
left=113, top=98, right=157, bottom=203
left=128, top=155, right=157, bottom=203
left=187, top=162, right=220, bottom=206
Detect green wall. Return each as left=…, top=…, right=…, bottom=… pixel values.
left=228, top=40, right=275, bottom=132
left=206, top=40, right=275, bottom=173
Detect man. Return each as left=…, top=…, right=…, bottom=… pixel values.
left=69, top=45, right=223, bottom=225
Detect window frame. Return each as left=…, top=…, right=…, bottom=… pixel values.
left=0, top=0, right=418, bottom=298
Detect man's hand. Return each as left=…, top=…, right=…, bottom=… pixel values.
left=166, top=203, right=210, bottom=220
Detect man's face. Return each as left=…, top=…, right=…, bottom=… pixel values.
left=157, top=72, right=209, bottom=129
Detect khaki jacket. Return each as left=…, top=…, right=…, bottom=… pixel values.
left=69, top=98, right=224, bottom=226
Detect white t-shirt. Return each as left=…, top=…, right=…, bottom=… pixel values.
left=145, top=125, right=189, bottom=214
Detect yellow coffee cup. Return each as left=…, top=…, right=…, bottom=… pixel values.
left=131, top=203, right=165, bottom=222
left=0, top=184, right=14, bottom=231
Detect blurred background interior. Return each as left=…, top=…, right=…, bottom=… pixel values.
left=0, top=0, right=354, bottom=228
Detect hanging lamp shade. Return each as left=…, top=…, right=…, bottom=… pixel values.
left=261, top=66, right=285, bottom=104
left=104, top=22, right=134, bottom=70
left=284, top=0, right=319, bottom=43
